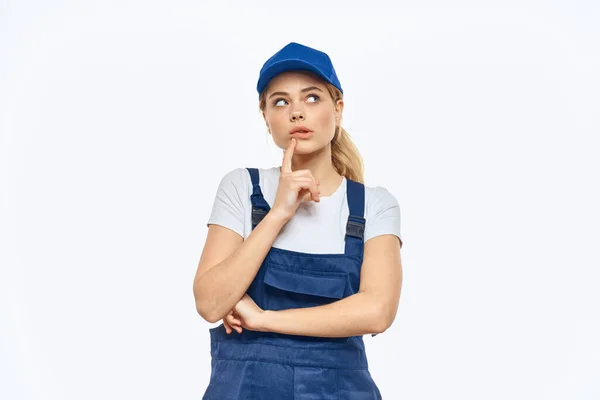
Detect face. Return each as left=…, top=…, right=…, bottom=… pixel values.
left=262, top=71, right=343, bottom=154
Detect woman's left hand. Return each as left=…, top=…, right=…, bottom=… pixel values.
left=234, top=293, right=268, bottom=332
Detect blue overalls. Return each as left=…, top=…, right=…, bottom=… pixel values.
left=202, top=168, right=382, bottom=399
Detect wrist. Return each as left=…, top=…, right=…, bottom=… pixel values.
left=258, top=310, right=274, bottom=332
left=266, top=208, right=291, bottom=225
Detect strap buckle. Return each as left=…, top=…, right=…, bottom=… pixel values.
left=345, top=216, right=366, bottom=240
left=251, top=206, right=268, bottom=227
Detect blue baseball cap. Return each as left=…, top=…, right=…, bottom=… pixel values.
left=256, top=42, right=343, bottom=96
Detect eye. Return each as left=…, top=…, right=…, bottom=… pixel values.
left=307, top=93, right=320, bottom=103
left=272, top=93, right=321, bottom=107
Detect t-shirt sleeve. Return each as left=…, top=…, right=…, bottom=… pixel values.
left=206, top=167, right=248, bottom=238
left=364, top=186, right=402, bottom=247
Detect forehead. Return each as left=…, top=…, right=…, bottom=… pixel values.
left=266, top=71, right=326, bottom=93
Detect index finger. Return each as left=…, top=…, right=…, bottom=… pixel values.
left=281, top=138, right=296, bottom=173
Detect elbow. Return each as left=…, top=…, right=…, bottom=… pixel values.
left=193, top=284, right=220, bottom=323
left=371, top=306, right=396, bottom=334
left=371, top=319, right=390, bottom=335
left=196, top=302, right=220, bottom=324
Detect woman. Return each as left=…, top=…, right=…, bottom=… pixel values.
left=193, top=42, right=403, bottom=399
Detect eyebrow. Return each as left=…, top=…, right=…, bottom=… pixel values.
left=268, top=86, right=324, bottom=99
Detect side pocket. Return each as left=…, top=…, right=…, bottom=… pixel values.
left=263, top=263, right=349, bottom=311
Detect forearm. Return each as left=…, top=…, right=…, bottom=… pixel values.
left=260, top=292, right=390, bottom=338
left=195, top=211, right=288, bottom=322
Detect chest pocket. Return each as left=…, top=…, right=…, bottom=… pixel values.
left=263, top=263, right=349, bottom=311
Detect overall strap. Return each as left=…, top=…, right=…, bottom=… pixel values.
left=247, top=168, right=271, bottom=230
left=345, top=178, right=375, bottom=336
left=344, top=178, right=366, bottom=261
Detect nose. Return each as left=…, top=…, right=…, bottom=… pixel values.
left=289, top=110, right=305, bottom=122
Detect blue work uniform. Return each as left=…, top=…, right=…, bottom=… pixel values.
left=202, top=168, right=382, bottom=399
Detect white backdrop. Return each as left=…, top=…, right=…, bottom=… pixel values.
left=2, top=1, right=599, bottom=399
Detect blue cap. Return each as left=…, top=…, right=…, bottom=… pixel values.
left=256, top=42, right=343, bottom=96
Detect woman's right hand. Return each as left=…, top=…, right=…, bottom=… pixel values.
left=270, top=138, right=321, bottom=222
left=223, top=309, right=242, bottom=334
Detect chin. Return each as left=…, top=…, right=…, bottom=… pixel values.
left=295, top=141, right=328, bottom=154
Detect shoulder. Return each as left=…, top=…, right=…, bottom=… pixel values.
left=216, top=167, right=250, bottom=192
left=216, top=166, right=279, bottom=194
left=362, top=182, right=402, bottom=245
left=206, top=168, right=252, bottom=235
left=364, top=184, right=401, bottom=215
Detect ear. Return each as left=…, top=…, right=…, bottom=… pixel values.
left=334, top=99, right=344, bottom=124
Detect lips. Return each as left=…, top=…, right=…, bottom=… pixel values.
left=291, top=130, right=313, bottom=139
left=290, top=126, right=312, bottom=135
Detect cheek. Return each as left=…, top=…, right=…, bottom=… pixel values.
left=314, top=108, right=336, bottom=132
left=265, top=114, right=283, bottom=132
left=266, top=116, right=289, bottom=146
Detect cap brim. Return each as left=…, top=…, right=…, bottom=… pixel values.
left=257, top=59, right=331, bottom=95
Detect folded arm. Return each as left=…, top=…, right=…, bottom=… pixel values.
left=256, top=234, right=403, bottom=337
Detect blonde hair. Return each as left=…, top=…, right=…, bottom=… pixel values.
left=259, top=77, right=365, bottom=184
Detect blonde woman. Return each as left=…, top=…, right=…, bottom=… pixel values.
left=193, top=42, right=403, bottom=399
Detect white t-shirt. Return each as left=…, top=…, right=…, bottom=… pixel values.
left=207, top=166, right=402, bottom=254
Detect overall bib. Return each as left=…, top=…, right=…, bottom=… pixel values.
left=202, top=168, right=382, bottom=399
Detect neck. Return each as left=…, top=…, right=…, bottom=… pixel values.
left=280, top=144, right=343, bottom=197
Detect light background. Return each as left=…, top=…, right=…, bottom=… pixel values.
left=1, top=1, right=599, bottom=399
